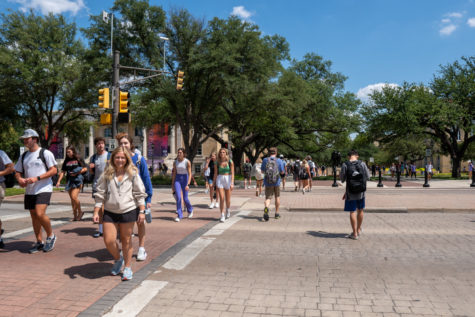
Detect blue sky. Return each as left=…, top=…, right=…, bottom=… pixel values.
left=2, top=0, right=475, bottom=100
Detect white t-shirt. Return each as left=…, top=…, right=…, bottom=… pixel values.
left=252, top=163, right=263, bottom=180
left=90, top=151, right=109, bottom=191
left=0, top=150, right=13, bottom=183
left=14, top=148, right=57, bottom=195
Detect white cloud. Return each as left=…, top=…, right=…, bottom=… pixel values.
left=231, top=6, right=252, bottom=20
left=12, top=0, right=86, bottom=15
left=440, top=24, right=457, bottom=36
left=441, top=18, right=451, bottom=23
left=468, top=17, right=475, bottom=27
left=446, top=12, right=463, bottom=18
left=357, top=83, right=399, bottom=103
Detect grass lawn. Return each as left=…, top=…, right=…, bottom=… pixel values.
left=5, top=187, right=63, bottom=196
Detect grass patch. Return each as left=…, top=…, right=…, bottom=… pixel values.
left=5, top=187, right=25, bottom=196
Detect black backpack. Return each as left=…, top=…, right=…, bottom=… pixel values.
left=0, top=155, right=15, bottom=188
left=243, top=163, right=252, bottom=173
left=299, top=166, right=309, bottom=179
left=345, top=160, right=366, bottom=194
left=293, top=161, right=301, bottom=175
left=21, top=148, right=59, bottom=185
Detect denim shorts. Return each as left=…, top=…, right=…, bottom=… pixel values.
left=344, top=198, right=365, bottom=212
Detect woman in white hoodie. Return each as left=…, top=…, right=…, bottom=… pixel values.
left=93, top=147, right=147, bottom=281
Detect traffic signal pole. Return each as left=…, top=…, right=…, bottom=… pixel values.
left=112, top=50, right=120, bottom=139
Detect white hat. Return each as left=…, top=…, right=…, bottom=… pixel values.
left=20, top=129, right=39, bottom=139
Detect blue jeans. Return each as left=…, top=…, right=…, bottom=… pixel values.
left=174, top=174, right=193, bottom=218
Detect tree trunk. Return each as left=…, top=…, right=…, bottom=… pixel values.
left=451, top=155, right=461, bottom=178
left=231, top=147, right=244, bottom=175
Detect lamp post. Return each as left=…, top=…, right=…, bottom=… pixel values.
left=377, top=165, right=384, bottom=187
left=423, top=148, right=431, bottom=188
left=159, top=36, right=169, bottom=71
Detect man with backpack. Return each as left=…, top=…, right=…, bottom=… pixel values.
left=89, top=137, right=110, bottom=238
left=0, top=149, right=15, bottom=248
left=261, top=147, right=285, bottom=221
left=340, top=150, right=370, bottom=240
left=14, top=129, right=58, bottom=253
left=292, top=159, right=301, bottom=192
left=242, top=159, right=252, bottom=189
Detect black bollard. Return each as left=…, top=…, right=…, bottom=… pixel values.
left=332, top=165, right=338, bottom=187
left=377, top=168, right=384, bottom=187
left=471, top=170, right=475, bottom=187
left=395, top=170, right=402, bottom=187
left=423, top=169, right=430, bottom=187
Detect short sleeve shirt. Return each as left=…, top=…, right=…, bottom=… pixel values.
left=261, top=157, right=285, bottom=187
left=61, top=158, right=85, bottom=176
left=0, top=150, right=13, bottom=183
left=14, top=148, right=57, bottom=195
left=90, top=152, right=109, bottom=191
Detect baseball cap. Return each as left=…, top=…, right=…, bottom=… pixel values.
left=20, top=129, right=39, bottom=139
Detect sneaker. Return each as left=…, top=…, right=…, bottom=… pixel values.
left=209, top=203, right=214, bottom=209
left=213, top=202, right=218, bottom=208
left=226, top=209, right=231, bottom=219
left=302, top=188, right=305, bottom=195
left=122, top=267, right=133, bottom=281
left=205, top=189, right=209, bottom=194
left=43, top=234, right=57, bottom=252
left=219, top=214, right=225, bottom=222
left=93, top=231, right=103, bottom=238
left=174, top=217, right=180, bottom=222
left=137, top=247, right=147, bottom=261
left=347, top=233, right=358, bottom=240
left=256, top=191, right=259, bottom=197
left=275, top=213, right=281, bottom=219
left=188, top=211, right=193, bottom=218
left=29, top=242, right=44, bottom=254
left=111, top=256, right=124, bottom=275
left=263, top=207, right=269, bottom=221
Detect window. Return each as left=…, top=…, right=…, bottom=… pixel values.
left=135, top=127, right=143, bottom=137
left=104, top=128, right=112, bottom=138
left=196, top=144, right=202, bottom=156
left=194, top=164, right=201, bottom=174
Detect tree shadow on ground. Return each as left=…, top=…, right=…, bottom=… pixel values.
left=61, top=227, right=97, bottom=236
left=307, top=231, right=348, bottom=239
left=75, top=248, right=113, bottom=261
left=64, top=262, right=113, bottom=279
left=239, top=215, right=267, bottom=222
left=0, top=240, right=36, bottom=253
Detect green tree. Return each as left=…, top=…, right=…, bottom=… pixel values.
left=0, top=11, right=97, bottom=147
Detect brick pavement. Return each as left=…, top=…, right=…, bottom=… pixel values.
left=137, top=210, right=475, bottom=317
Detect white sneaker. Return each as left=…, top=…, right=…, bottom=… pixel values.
left=205, top=189, right=209, bottom=194
left=209, top=203, right=214, bottom=209
left=137, top=247, right=147, bottom=261
left=213, top=202, right=218, bottom=208
left=174, top=217, right=180, bottom=222
left=219, top=214, right=225, bottom=222
left=188, top=212, right=193, bottom=219
left=226, top=209, right=231, bottom=219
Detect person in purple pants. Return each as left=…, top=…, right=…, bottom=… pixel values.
left=171, top=148, right=193, bottom=222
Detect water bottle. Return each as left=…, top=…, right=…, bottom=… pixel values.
left=145, top=208, right=152, bottom=223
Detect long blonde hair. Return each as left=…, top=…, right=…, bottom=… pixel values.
left=217, top=148, right=230, bottom=164
left=103, top=147, right=138, bottom=180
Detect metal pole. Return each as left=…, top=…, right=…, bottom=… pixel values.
left=112, top=50, right=120, bottom=139
left=332, top=165, right=338, bottom=187
left=471, top=168, right=475, bottom=187
left=395, top=170, right=402, bottom=187
left=110, top=14, right=113, bottom=57
left=377, top=167, right=384, bottom=187
left=423, top=158, right=430, bottom=187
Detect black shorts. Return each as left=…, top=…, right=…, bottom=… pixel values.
left=103, top=208, right=138, bottom=223
left=24, top=192, right=52, bottom=210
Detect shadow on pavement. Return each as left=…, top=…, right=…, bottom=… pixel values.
left=75, top=248, right=113, bottom=261
left=61, top=227, right=97, bottom=236
left=64, top=262, right=113, bottom=279
left=307, top=230, right=347, bottom=239
left=0, top=240, right=40, bottom=253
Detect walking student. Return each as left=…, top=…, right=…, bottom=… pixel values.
left=205, top=152, right=219, bottom=209
left=171, top=148, right=193, bottom=222
left=261, top=147, right=285, bottom=221
left=14, top=129, right=58, bottom=253
left=252, top=159, right=264, bottom=197
left=93, top=147, right=147, bottom=281
left=340, top=150, right=370, bottom=240
left=0, top=149, right=14, bottom=248
left=306, top=155, right=315, bottom=191
left=300, top=159, right=311, bottom=194
left=56, top=145, right=87, bottom=221
left=89, top=137, right=110, bottom=238
left=213, top=148, right=234, bottom=222
left=243, top=159, right=252, bottom=189
left=117, top=133, right=153, bottom=261
left=280, top=155, right=287, bottom=191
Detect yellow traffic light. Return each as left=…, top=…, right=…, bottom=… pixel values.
left=98, top=88, right=110, bottom=108
left=100, top=113, right=111, bottom=125
left=119, top=90, right=130, bottom=113
left=176, top=70, right=184, bottom=90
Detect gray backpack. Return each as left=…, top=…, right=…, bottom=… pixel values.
left=265, top=158, right=280, bottom=185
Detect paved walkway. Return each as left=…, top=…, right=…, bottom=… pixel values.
left=0, top=180, right=474, bottom=316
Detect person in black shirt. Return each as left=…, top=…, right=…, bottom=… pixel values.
left=56, top=145, right=87, bottom=221
left=205, top=152, right=219, bottom=209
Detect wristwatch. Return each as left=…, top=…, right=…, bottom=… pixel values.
left=37, top=176, right=41, bottom=181
left=139, top=210, right=145, bottom=214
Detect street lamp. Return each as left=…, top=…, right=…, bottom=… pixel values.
left=331, top=151, right=341, bottom=187
left=159, top=36, right=169, bottom=71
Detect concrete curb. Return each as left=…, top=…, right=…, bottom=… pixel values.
left=287, top=207, right=475, bottom=213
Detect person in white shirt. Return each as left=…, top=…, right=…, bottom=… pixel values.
left=93, top=147, right=147, bottom=281
left=14, top=129, right=58, bottom=253
left=0, top=149, right=14, bottom=248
